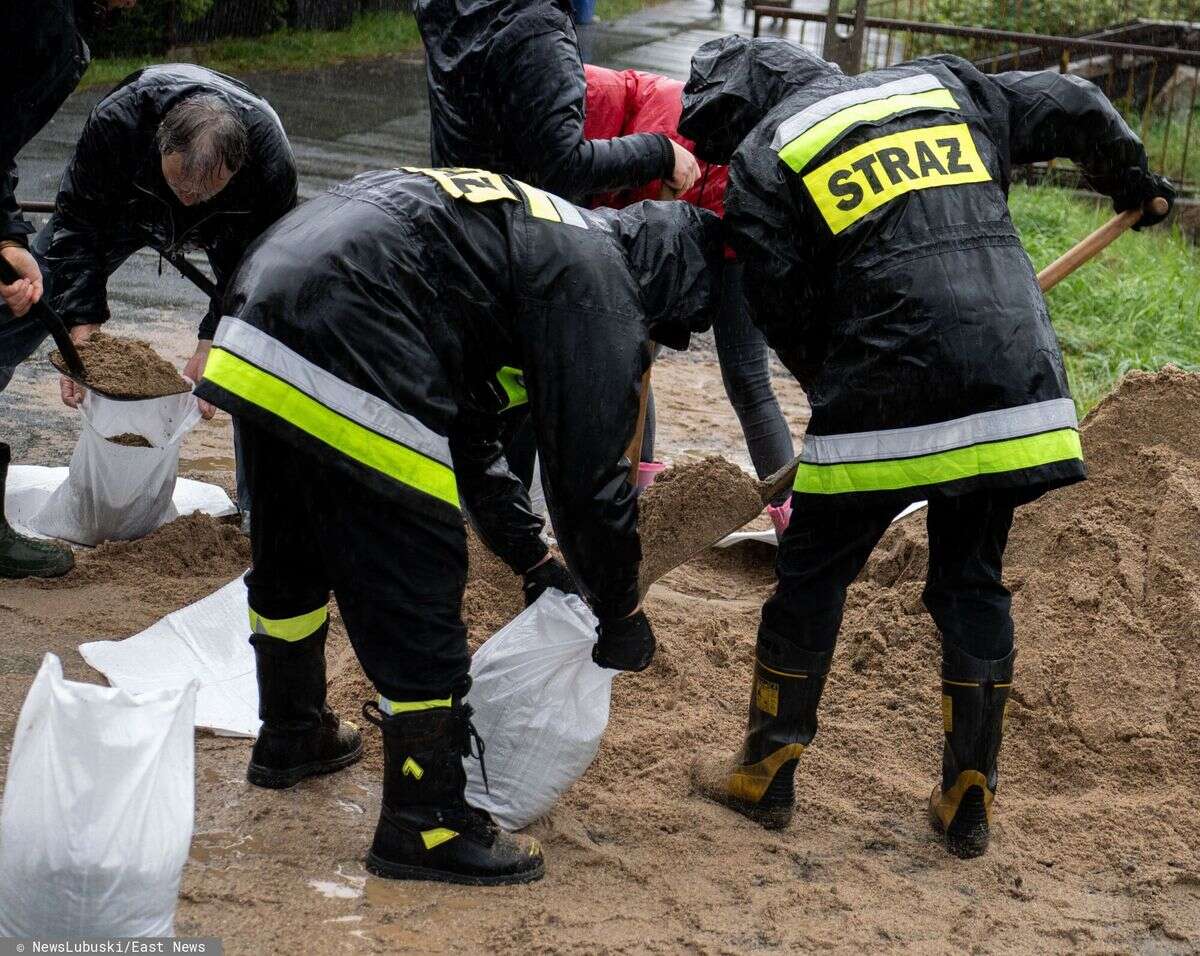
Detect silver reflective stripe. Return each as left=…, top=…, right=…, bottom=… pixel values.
left=800, top=399, right=1079, bottom=465
left=771, top=73, right=947, bottom=151
left=214, top=316, right=454, bottom=469
left=548, top=192, right=588, bottom=229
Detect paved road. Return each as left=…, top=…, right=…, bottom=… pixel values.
left=0, top=0, right=823, bottom=461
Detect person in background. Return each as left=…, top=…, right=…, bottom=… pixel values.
left=39, top=64, right=298, bottom=526
left=583, top=63, right=797, bottom=530
left=0, top=0, right=133, bottom=578
left=678, top=35, right=1173, bottom=859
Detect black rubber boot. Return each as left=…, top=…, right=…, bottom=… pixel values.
left=691, top=629, right=833, bottom=829
left=0, top=442, right=74, bottom=579
left=929, top=644, right=1014, bottom=859
left=362, top=697, right=545, bottom=885
left=246, top=623, right=363, bottom=789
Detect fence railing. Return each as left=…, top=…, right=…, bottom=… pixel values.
left=750, top=5, right=1200, bottom=195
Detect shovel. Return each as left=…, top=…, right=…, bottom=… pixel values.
left=1037, top=196, right=1170, bottom=293
left=0, top=255, right=85, bottom=378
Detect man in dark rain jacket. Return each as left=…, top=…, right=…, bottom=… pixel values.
left=676, top=36, right=1174, bottom=858
left=0, top=0, right=91, bottom=579
left=41, top=65, right=297, bottom=419
left=195, top=167, right=722, bottom=885
left=413, top=0, right=700, bottom=205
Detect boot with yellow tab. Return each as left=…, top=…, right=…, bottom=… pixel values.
left=929, top=644, right=1015, bottom=859
left=691, top=631, right=832, bottom=829
left=362, top=695, right=545, bottom=885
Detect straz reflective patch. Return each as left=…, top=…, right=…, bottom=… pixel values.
left=755, top=677, right=780, bottom=717
left=402, top=166, right=517, bottom=203
left=802, top=123, right=991, bottom=235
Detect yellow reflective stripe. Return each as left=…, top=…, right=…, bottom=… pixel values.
left=512, top=180, right=562, bottom=222
left=377, top=695, right=452, bottom=715
left=793, top=427, right=1082, bottom=495
left=779, top=87, right=960, bottom=173
left=205, top=348, right=460, bottom=509
left=803, top=122, right=991, bottom=235
left=496, top=366, right=528, bottom=410
left=249, top=605, right=328, bottom=641
left=421, top=828, right=459, bottom=850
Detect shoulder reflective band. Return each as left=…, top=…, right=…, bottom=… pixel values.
left=402, top=166, right=517, bottom=204
left=512, top=180, right=589, bottom=228
left=496, top=366, right=528, bottom=410
left=803, top=122, right=991, bottom=235
left=207, top=319, right=459, bottom=509
left=249, top=604, right=328, bottom=642
left=378, top=695, right=452, bottom=715
left=778, top=86, right=960, bottom=174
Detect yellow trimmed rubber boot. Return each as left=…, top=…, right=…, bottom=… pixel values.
left=929, top=644, right=1015, bottom=859
left=246, top=620, right=363, bottom=789
left=362, top=696, right=545, bottom=885
left=0, top=442, right=73, bottom=579
left=691, top=634, right=832, bottom=829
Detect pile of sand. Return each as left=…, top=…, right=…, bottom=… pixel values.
left=105, top=432, right=153, bottom=448
left=51, top=332, right=191, bottom=399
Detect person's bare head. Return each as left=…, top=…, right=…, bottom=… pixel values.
left=157, top=95, right=248, bottom=206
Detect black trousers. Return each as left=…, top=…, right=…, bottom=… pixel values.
left=763, top=491, right=1017, bottom=661
left=240, top=421, right=470, bottom=701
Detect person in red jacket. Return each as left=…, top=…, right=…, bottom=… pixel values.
left=583, top=64, right=796, bottom=532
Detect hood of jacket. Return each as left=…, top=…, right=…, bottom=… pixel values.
left=678, top=35, right=840, bottom=164
left=594, top=201, right=724, bottom=350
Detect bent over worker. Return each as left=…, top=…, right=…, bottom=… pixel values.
left=677, top=36, right=1174, bottom=858
left=195, top=168, right=722, bottom=885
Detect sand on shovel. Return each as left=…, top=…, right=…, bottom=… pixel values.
left=637, top=455, right=765, bottom=594
left=50, top=332, right=191, bottom=399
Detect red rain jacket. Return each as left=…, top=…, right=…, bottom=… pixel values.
left=584, top=64, right=728, bottom=218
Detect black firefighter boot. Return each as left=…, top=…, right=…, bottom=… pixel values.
left=929, top=644, right=1015, bottom=859
left=246, top=623, right=363, bottom=789
left=362, top=697, right=545, bottom=885
left=0, top=442, right=74, bottom=579
left=691, top=631, right=833, bottom=829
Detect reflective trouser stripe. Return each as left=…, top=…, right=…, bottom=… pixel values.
left=496, top=366, right=528, bottom=410
left=377, top=695, right=452, bottom=715
left=779, top=86, right=960, bottom=173
left=793, top=427, right=1083, bottom=495
left=204, top=347, right=460, bottom=509
left=249, top=604, right=329, bottom=641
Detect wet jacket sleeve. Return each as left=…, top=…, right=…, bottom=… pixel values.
left=449, top=411, right=550, bottom=576
left=498, top=31, right=675, bottom=202
left=522, top=304, right=645, bottom=621
left=0, top=163, right=32, bottom=244
left=932, top=56, right=1149, bottom=193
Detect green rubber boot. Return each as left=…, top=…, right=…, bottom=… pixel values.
left=929, top=644, right=1015, bottom=859
left=0, top=443, right=73, bottom=579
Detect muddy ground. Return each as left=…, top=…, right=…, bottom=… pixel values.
left=3, top=358, right=1199, bottom=953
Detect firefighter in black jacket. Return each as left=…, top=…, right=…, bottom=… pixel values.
left=677, top=37, right=1174, bottom=858
left=195, top=167, right=722, bottom=885
left=414, top=0, right=700, bottom=205
left=40, top=64, right=297, bottom=420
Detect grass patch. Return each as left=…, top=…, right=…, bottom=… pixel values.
left=1011, top=183, right=1200, bottom=413
left=81, top=11, right=422, bottom=90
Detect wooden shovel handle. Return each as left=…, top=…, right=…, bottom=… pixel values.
left=1038, top=196, right=1169, bottom=293
left=626, top=365, right=653, bottom=486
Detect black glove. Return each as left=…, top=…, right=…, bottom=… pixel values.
left=522, top=556, right=579, bottom=607
left=1110, top=167, right=1175, bottom=230
left=593, top=610, right=656, bottom=672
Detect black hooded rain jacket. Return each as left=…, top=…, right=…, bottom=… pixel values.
left=414, top=0, right=675, bottom=204
left=43, top=64, right=298, bottom=340
left=196, top=168, right=722, bottom=621
left=680, top=37, right=1158, bottom=511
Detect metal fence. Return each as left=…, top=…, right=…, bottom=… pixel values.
left=751, top=1, right=1200, bottom=195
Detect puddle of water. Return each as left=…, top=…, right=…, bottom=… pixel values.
left=309, top=879, right=362, bottom=900
left=325, top=915, right=364, bottom=924
left=188, top=830, right=266, bottom=864
left=337, top=798, right=365, bottom=815
left=182, top=455, right=236, bottom=472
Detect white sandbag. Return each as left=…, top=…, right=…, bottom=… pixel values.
left=0, top=654, right=197, bottom=937
left=30, top=389, right=201, bottom=545
left=464, top=590, right=613, bottom=831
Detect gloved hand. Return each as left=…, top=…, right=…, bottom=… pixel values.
left=522, top=556, right=579, bottom=607
left=1111, top=167, right=1176, bottom=230
left=593, top=610, right=656, bottom=672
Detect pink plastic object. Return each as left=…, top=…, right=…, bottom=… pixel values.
left=767, top=497, right=792, bottom=538
left=635, top=461, right=667, bottom=493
